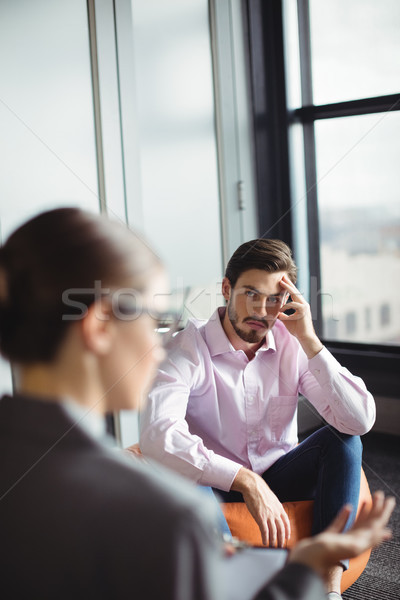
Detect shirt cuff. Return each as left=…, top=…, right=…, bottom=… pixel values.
left=308, top=345, right=342, bottom=386
left=199, top=453, right=243, bottom=491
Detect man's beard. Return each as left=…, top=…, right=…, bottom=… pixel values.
left=227, top=300, right=268, bottom=344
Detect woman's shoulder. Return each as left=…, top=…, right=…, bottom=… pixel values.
left=87, top=446, right=220, bottom=536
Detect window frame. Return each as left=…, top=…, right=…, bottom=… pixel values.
left=98, top=0, right=260, bottom=445
left=243, top=0, right=400, bottom=397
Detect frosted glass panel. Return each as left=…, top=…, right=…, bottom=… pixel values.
left=0, top=0, right=99, bottom=239
left=130, top=0, right=223, bottom=288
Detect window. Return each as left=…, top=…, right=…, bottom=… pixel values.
left=280, top=0, right=400, bottom=347
left=345, top=312, right=357, bottom=336
left=365, top=307, right=372, bottom=331
left=126, top=0, right=223, bottom=288
left=106, top=0, right=258, bottom=445
left=109, top=0, right=258, bottom=287
left=0, top=0, right=99, bottom=395
left=284, top=0, right=400, bottom=347
left=380, top=304, right=391, bottom=327
left=325, top=317, right=338, bottom=340
left=0, top=0, right=99, bottom=237
left=309, top=0, right=400, bottom=106
left=244, top=0, right=400, bottom=395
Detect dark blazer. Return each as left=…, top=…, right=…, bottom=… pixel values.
left=0, top=394, right=325, bottom=600
left=0, top=394, right=221, bottom=600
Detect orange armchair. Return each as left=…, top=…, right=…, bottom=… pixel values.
left=221, top=468, right=372, bottom=594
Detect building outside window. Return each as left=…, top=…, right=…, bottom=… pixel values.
left=345, top=312, right=357, bottom=337
left=365, top=307, right=372, bottom=332
left=380, top=303, right=391, bottom=327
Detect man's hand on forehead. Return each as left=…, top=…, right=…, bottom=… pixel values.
left=279, top=273, right=298, bottom=294
left=277, top=274, right=323, bottom=358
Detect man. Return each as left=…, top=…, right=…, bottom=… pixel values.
left=140, top=239, right=376, bottom=599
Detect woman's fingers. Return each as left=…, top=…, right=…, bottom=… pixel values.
left=370, top=490, right=385, bottom=515
left=288, top=492, right=395, bottom=580
left=374, top=495, right=396, bottom=531
left=324, top=504, right=353, bottom=534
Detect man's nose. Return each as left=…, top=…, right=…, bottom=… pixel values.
left=251, top=298, right=281, bottom=318
left=251, top=299, right=269, bottom=316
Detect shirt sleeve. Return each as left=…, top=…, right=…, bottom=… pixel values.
left=140, top=327, right=243, bottom=491
left=299, top=346, right=376, bottom=435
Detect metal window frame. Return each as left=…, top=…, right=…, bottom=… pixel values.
left=209, top=0, right=259, bottom=261
left=243, top=0, right=293, bottom=247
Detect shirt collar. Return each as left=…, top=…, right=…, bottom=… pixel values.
left=61, top=398, right=106, bottom=440
left=203, top=307, right=277, bottom=357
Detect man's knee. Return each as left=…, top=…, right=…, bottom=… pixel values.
left=325, top=428, right=362, bottom=463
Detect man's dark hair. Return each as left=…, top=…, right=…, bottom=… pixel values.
left=225, top=238, right=297, bottom=287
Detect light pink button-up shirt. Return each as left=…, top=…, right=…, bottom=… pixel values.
left=140, top=308, right=375, bottom=492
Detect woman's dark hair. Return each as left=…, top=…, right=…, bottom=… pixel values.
left=0, top=207, right=161, bottom=363
left=225, top=238, right=297, bottom=288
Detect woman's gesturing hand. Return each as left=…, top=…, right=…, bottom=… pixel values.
left=289, top=491, right=395, bottom=580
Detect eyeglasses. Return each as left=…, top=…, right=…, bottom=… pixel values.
left=114, top=293, right=187, bottom=347
left=153, top=310, right=183, bottom=346
left=62, top=284, right=188, bottom=346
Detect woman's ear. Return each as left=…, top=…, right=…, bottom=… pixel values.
left=80, top=301, right=114, bottom=355
left=221, top=277, right=232, bottom=302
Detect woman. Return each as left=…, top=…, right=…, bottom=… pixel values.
left=0, top=208, right=394, bottom=600
left=0, top=208, right=221, bottom=599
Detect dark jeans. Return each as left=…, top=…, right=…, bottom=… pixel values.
left=215, top=426, right=363, bottom=538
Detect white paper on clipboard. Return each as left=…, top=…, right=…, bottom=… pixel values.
left=222, top=547, right=288, bottom=600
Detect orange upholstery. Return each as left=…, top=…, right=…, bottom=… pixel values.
left=221, top=468, right=372, bottom=593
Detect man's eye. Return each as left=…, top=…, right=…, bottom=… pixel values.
left=268, top=296, right=280, bottom=304
left=245, top=291, right=256, bottom=298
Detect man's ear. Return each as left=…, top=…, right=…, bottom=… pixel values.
left=80, top=301, right=114, bottom=355
left=222, top=277, right=232, bottom=302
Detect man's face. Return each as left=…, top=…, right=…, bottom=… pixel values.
left=223, top=269, right=288, bottom=344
